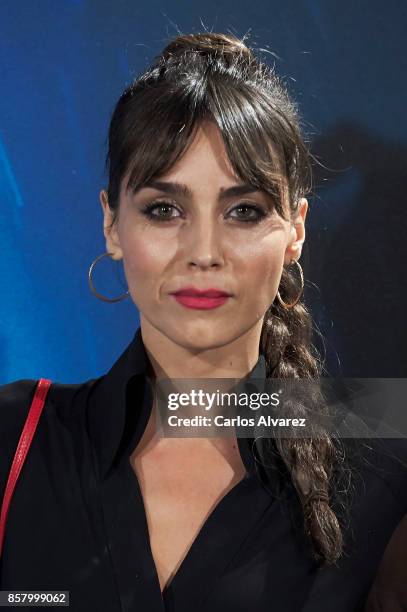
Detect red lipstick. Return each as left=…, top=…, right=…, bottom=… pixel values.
left=170, top=287, right=232, bottom=310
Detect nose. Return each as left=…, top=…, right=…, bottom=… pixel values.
left=185, top=216, right=224, bottom=270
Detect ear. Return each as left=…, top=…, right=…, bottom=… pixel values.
left=284, top=198, right=308, bottom=265
left=99, top=189, right=123, bottom=260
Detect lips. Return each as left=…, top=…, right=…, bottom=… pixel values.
left=171, top=287, right=231, bottom=298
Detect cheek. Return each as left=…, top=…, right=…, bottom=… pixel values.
left=118, top=221, right=287, bottom=312
left=236, top=235, right=286, bottom=283
left=235, top=237, right=286, bottom=311
left=119, top=230, right=175, bottom=299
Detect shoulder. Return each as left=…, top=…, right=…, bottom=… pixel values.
left=347, top=438, right=407, bottom=608
left=0, top=377, right=98, bottom=431
left=0, top=380, right=40, bottom=493
left=332, top=407, right=407, bottom=512
left=0, top=377, right=99, bottom=487
left=340, top=436, right=407, bottom=511
left=0, top=379, right=39, bottom=434
left=300, top=436, right=407, bottom=610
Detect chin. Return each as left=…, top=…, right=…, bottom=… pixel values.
left=166, top=320, right=236, bottom=351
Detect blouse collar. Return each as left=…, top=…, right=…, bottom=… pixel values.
left=87, top=327, right=268, bottom=481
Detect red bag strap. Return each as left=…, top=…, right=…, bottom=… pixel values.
left=0, top=378, right=52, bottom=558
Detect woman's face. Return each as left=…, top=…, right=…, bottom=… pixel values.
left=100, top=121, right=307, bottom=350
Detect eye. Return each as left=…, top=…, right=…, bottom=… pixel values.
left=140, top=199, right=268, bottom=224
left=228, top=203, right=267, bottom=223
left=140, top=200, right=182, bottom=221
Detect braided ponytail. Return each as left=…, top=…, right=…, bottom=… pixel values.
left=260, top=263, right=343, bottom=564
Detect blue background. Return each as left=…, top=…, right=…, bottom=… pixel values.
left=1, top=1, right=406, bottom=383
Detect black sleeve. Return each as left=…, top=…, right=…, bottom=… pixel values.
left=0, top=380, right=39, bottom=501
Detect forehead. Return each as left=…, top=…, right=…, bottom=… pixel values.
left=176, top=121, right=240, bottom=181
left=121, top=120, right=238, bottom=192
left=119, top=118, right=291, bottom=218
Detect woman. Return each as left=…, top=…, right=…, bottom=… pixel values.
left=1, top=32, right=406, bottom=612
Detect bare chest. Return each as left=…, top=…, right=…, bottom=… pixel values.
left=129, top=443, right=246, bottom=593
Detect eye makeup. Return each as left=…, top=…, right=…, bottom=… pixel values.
left=139, top=198, right=272, bottom=225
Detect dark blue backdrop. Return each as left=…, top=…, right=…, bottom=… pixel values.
left=1, top=1, right=406, bottom=383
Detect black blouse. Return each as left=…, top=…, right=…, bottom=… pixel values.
left=0, top=327, right=406, bottom=611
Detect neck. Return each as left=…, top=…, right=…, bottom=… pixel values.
left=139, top=315, right=263, bottom=381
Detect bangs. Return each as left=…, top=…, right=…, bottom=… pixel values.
left=108, top=74, right=307, bottom=221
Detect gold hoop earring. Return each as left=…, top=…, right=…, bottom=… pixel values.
left=276, top=259, right=304, bottom=309
left=88, top=252, right=130, bottom=303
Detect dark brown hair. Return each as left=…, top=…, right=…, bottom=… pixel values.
left=104, top=31, right=346, bottom=565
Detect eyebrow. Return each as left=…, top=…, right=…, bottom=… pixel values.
left=133, top=180, right=262, bottom=200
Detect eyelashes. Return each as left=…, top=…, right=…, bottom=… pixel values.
left=139, top=199, right=269, bottom=224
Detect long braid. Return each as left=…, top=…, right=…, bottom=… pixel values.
left=260, top=265, right=344, bottom=565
